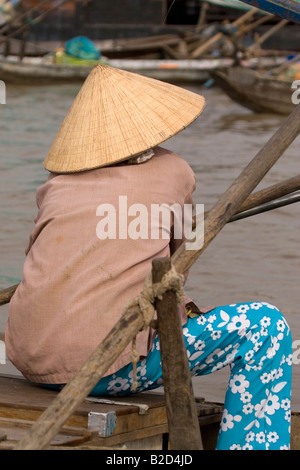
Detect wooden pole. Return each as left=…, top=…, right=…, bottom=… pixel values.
left=248, top=18, right=289, bottom=51
left=191, top=8, right=259, bottom=58
left=153, top=258, right=203, bottom=450
left=195, top=1, right=209, bottom=33
left=0, top=284, right=18, bottom=306
left=235, top=13, right=271, bottom=37
left=236, top=174, right=300, bottom=212
left=199, top=173, right=300, bottom=227
left=19, top=24, right=30, bottom=61
left=9, top=104, right=300, bottom=450
left=230, top=190, right=300, bottom=222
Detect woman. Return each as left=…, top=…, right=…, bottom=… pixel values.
left=5, top=64, right=292, bottom=450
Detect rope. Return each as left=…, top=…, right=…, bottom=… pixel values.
left=125, top=264, right=185, bottom=391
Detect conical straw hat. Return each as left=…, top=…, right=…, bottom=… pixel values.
left=44, top=64, right=206, bottom=173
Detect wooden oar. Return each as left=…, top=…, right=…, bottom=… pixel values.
left=0, top=284, right=19, bottom=307
left=11, top=103, right=300, bottom=450
left=236, top=174, right=300, bottom=212
left=230, top=189, right=300, bottom=221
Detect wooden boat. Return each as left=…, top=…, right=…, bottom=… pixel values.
left=0, top=54, right=239, bottom=85
left=0, top=55, right=96, bottom=84
left=0, top=53, right=288, bottom=85
left=211, top=65, right=297, bottom=114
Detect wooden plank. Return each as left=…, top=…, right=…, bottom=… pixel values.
left=0, top=376, right=169, bottom=434
left=0, top=374, right=222, bottom=449
left=0, top=417, right=93, bottom=447
left=0, top=375, right=166, bottom=414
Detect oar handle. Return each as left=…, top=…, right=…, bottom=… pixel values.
left=0, top=284, right=18, bottom=307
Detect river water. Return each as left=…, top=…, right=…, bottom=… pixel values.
left=0, top=81, right=299, bottom=409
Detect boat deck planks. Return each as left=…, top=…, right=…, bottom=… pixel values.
left=0, top=374, right=223, bottom=450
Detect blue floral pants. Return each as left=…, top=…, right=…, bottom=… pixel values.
left=89, top=301, right=292, bottom=450
left=45, top=301, right=292, bottom=450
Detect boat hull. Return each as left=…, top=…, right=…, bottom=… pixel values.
left=211, top=66, right=296, bottom=114
left=0, top=57, right=285, bottom=86
left=0, top=57, right=233, bottom=85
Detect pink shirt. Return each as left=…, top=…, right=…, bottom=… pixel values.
left=5, top=147, right=196, bottom=384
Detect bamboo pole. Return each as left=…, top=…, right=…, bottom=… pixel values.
left=195, top=1, right=209, bottom=33
left=235, top=13, right=271, bottom=37
left=12, top=103, right=300, bottom=450
left=248, top=18, right=289, bottom=51
left=191, top=8, right=259, bottom=58
left=153, top=258, right=203, bottom=450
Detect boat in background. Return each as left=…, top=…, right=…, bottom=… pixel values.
left=211, top=65, right=297, bottom=114
left=0, top=52, right=290, bottom=85
left=0, top=53, right=237, bottom=85
left=0, top=0, right=294, bottom=85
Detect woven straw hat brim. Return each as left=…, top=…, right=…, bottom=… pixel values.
left=44, top=64, right=206, bottom=173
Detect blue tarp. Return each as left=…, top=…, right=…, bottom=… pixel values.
left=237, top=0, right=300, bottom=22
left=198, top=0, right=300, bottom=22
left=65, top=36, right=101, bottom=61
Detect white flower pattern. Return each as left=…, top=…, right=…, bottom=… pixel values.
left=89, top=301, right=292, bottom=450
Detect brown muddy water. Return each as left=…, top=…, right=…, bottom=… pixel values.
left=0, top=81, right=299, bottom=409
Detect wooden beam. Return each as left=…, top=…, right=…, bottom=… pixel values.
left=153, top=257, right=203, bottom=450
